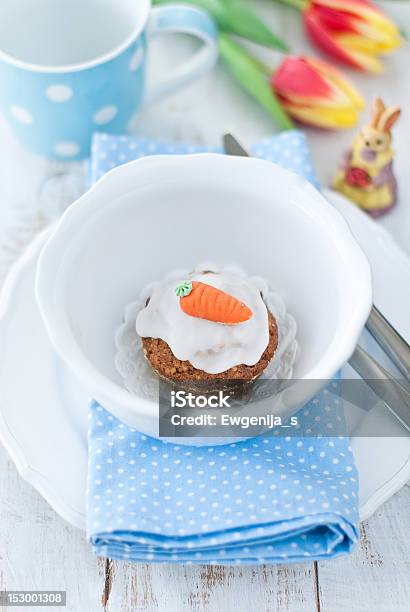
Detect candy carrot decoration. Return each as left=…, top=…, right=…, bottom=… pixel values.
left=175, top=280, right=253, bottom=325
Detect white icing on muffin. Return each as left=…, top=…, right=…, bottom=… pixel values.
left=136, top=271, right=270, bottom=374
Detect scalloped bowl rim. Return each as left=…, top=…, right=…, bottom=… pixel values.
left=35, top=153, right=372, bottom=422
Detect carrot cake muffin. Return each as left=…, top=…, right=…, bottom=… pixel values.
left=135, top=271, right=278, bottom=385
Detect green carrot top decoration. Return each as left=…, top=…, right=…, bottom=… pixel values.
left=175, top=280, right=193, bottom=297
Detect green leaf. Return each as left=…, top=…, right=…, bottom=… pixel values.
left=272, top=0, right=308, bottom=11
left=152, top=0, right=289, bottom=52
left=219, top=34, right=294, bottom=130
left=218, top=0, right=289, bottom=51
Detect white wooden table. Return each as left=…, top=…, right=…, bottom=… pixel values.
left=1, top=3, right=410, bottom=610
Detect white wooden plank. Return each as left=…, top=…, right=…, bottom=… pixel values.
left=0, top=174, right=105, bottom=611
left=0, top=445, right=105, bottom=612
left=105, top=560, right=318, bottom=612
left=317, top=483, right=410, bottom=612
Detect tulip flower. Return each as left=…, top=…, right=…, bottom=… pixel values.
left=272, top=56, right=364, bottom=128
left=220, top=35, right=363, bottom=130
left=286, top=0, right=401, bottom=73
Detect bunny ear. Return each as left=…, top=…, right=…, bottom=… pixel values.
left=370, top=97, right=385, bottom=128
left=379, top=106, right=401, bottom=133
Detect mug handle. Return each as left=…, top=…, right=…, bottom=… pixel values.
left=144, top=5, right=218, bottom=105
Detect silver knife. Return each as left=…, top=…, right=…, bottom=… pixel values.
left=366, top=305, right=410, bottom=380
left=223, top=133, right=251, bottom=158
left=223, top=132, right=410, bottom=432
left=349, top=345, right=410, bottom=434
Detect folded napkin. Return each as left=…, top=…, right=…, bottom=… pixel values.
left=86, top=131, right=358, bottom=564
left=89, top=130, right=319, bottom=188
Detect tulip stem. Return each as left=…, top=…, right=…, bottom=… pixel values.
left=272, top=0, right=308, bottom=11
left=219, top=34, right=294, bottom=131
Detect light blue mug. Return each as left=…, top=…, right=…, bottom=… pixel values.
left=0, top=0, right=218, bottom=160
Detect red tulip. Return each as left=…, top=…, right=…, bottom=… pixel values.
left=303, top=0, right=401, bottom=73
left=272, top=56, right=364, bottom=129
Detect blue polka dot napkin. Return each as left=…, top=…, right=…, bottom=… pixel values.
left=87, top=390, right=358, bottom=564
left=88, top=129, right=319, bottom=188
left=86, top=131, right=359, bottom=564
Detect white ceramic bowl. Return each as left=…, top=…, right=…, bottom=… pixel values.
left=35, top=154, right=372, bottom=442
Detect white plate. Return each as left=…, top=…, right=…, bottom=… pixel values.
left=0, top=190, right=409, bottom=530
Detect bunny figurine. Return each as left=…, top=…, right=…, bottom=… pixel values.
left=333, top=97, right=401, bottom=217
